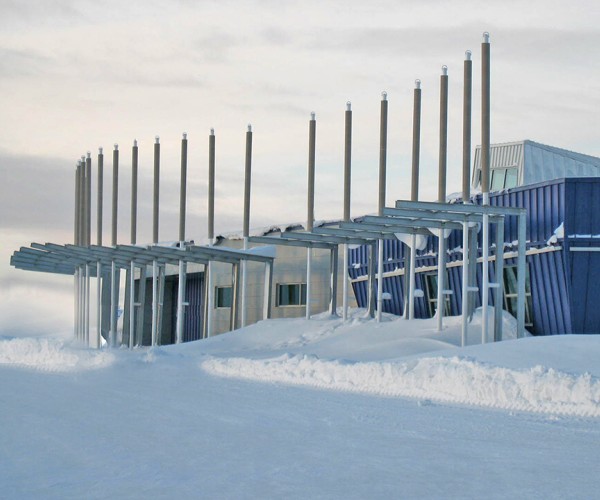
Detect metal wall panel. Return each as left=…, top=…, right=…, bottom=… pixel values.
left=184, top=272, right=204, bottom=342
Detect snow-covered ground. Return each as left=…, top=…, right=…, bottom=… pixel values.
left=1, top=309, right=599, bottom=499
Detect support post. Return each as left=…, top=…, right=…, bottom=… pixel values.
left=129, top=261, right=135, bottom=348
left=366, top=243, right=376, bottom=318
left=153, top=136, right=160, bottom=244
left=377, top=92, right=388, bottom=323
left=111, top=145, right=119, bottom=247
left=306, top=114, right=316, bottom=320
left=176, top=133, right=188, bottom=344
left=230, top=263, right=240, bottom=331
left=242, top=125, right=252, bottom=328
left=343, top=101, right=352, bottom=321
left=263, top=261, right=273, bottom=320
left=136, top=265, right=146, bottom=346
left=517, top=214, right=527, bottom=339
left=329, top=246, right=339, bottom=315
left=461, top=221, right=469, bottom=347
left=463, top=50, right=472, bottom=203
left=481, top=32, right=491, bottom=344
left=96, top=261, right=102, bottom=348
left=151, top=260, right=158, bottom=346
left=97, top=148, right=103, bottom=246
left=494, top=217, right=505, bottom=342
left=131, top=140, right=138, bottom=245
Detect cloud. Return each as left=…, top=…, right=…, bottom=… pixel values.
left=0, top=47, right=51, bottom=78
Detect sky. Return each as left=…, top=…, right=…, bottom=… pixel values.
left=1, top=0, right=599, bottom=336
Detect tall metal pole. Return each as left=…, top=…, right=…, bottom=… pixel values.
left=306, top=113, right=316, bottom=320
left=461, top=50, right=473, bottom=344
left=342, top=101, right=352, bottom=321
left=437, top=66, right=449, bottom=332
left=241, top=125, right=253, bottom=328
left=377, top=92, right=388, bottom=323
left=176, top=133, right=188, bottom=344
left=110, top=144, right=119, bottom=348
left=206, top=128, right=216, bottom=338
left=131, top=140, right=138, bottom=245
left=74, top=163, right=81, bottom=340
left=463, top=50, right=473, bottom=202
left=153, top=136, right=160, bottom=245
left=151, top=136, right=160, bottom=345
left=481, top=32, right=491, bottom=344
left=97, top=148, right=103, bottom=246
left=84, top=152, right=92, bottom=345
left=408, top=80, right=422, bottom=320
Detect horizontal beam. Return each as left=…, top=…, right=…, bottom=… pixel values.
left=249, top=235, right=334, bottom=250
left=394, top=199, right=526, bottom=216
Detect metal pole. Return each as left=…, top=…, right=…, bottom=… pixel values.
left=376, top=92, right=388, bottom=322
left=110, top=260, right=117, bottom=347
left=463, top=50, right=473, bottom=202
left=74, top=163, right=81, bottom=340
left=481, top=32, right=491, bottom=344
left=242, top=125, right=252, bottom=328
left=494, top=217, right=505, bottom=342
left=436, top=67, right=449, bottom=332
left=129, top=261, right=135, bottom=348
left=206, top=129, right=216, bottom=338
left=153, top=136, right=160, bottom=244
left=517, top=214, right=526, bottom=339
left=461, top=221, right=469, bottom=347
left=151, top=260, right=158, bottom=346
left=97, top=148, right=103, bottom=245
left=343, top=102, right=352, bottom=321
left=306, top=114, right=316, bottom=320
left=176, top=133, right=188, bottom=343
left=85, top=152, right=91, bottom=247
left=96, top=261, right=102, bottom=348
left=329, top=246, right=339, bottom=315
left=111, top=145, right=119, bottom=247
left=407, top=80, right=422, bottom=320
left=131, top=140, right=138, bottom=245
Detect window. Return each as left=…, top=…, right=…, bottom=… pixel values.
left=215, top=286, right=232, bottom=308
left=276, top=283, right=307, bottom=307
left=502, top=265, right=533, bottom=328
left=490, top=167, right=519, bottom=191
left=424, top=272, right=451, bottom=318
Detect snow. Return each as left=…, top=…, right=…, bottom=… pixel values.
left=2, top=309, right=600, bottom=498
left=547, top=222, right=564, bottom=245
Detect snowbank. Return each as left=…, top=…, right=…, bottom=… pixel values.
left=0, top=337, right=114, bottom=372
left=202, top=353, right=600, bottom=417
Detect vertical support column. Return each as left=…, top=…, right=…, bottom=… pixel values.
left=97, top=148, right=104, bottom=246
left=151, top=136, right=160, bottom=345
left=74, top=163, right=81, bottom=340
left=342, top=102, right=352, bottom=321
left=366, top=243, right=376, bottom=318
left=481, top=32, right=491, bottom=344
left=176, top=133, right=188, bottom=344
left=136, top=265, right=146, bottom=346
left=96, top=261, right=102, bottom=348
left=517, top=213, right=526, bottom=339
left=461, top=221, right=469, bottom=347
left=157, top=265, right=165, bottom=345
left=84, top=152, right=92, bottom=346
left=306, top=114, right=316, bottom=320
left=436, top=66, right=449, bottom=332
left=206, top=128, right=216, bottom=339
left=230, top=263, right=240, bottom=331
left=263, top=261, right=273, bottom=320
left=110, top=144, right=119, bottom=348
left=129, top=261, right=136, bottom=348
left=242, top=125, right=253, bottom=328
left=377, top=92, right=388, bottom=323
left=131, top=140, right=138, bottom=245
left=462, top=50, right=473, bottom=203
left=329, top=245, right=339, bottom=315
left=494, top=217, right=505, bottom=342
left=202, top=263, right=210, bottom=339
left=408, top=80, right=422, bottom=320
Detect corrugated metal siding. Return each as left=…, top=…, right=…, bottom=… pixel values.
left=523, top=142, right=600, bottom=185
left=184, top=272, right=204, bottom=342
left=348, top=178, right=600, bottom=335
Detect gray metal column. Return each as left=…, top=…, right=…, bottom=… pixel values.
left=111, top=145, right=119, bottom=247
left=176, top=133, right=188, bottom=344
left=263, top=261, right=273, bottom=320
left=136, top=265, right=146, bottom=346
left=517, top=214, right=527, bottom=339
left=153, top=136, right=160, bottom=244
left=461, top=221, right=469, bottom=347
left=481, top=32, right=491, bottom=344
left=436, top=67, right=449, bottom=332
left=74, top=163, right=81, bottom=340
left=366, top=243, right=376, bottom=317
left=206, top=129, right=216, bottom=338
left=242, top=125, right=253, bottom=327
left=110, top=144, right=119, bottom=348
left=329, top=245, right=339, bottom=315
left=230, top=263, right=240, bottom=331
left=462, top=50, right=472, bottom=203
left=97, top=148, right=103, bottom=245
left=377, top=92, right=388, bottom=323
left=306, top=114, right=316, bottom=320
left=85, top=152, right=91, bottom=247
left=342, top=102, right=352, bottom=321
left=131, top=140, right=138, bottom=245
left=151, top=136, right=160, bottom=345
left=494, top=217, right=505, bottom=342
left=407, top=81, right=422, bottom=320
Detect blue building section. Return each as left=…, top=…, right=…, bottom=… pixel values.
left=348, top=178, right=600, bottom=335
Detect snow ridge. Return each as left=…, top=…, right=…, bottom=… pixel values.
left=202, top=354, right=600, bottom=417
left=0, top=338, right=114, bottom=372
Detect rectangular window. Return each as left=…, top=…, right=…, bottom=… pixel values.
left=490, top=167, right=519, bottom=191
left=502, top=265, right=533, bottom=328
left=276, top=283, right=307, bottom=307
left=215, top=286, right=232, bottom=308
left=424, top=273, right=451, bottom=318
